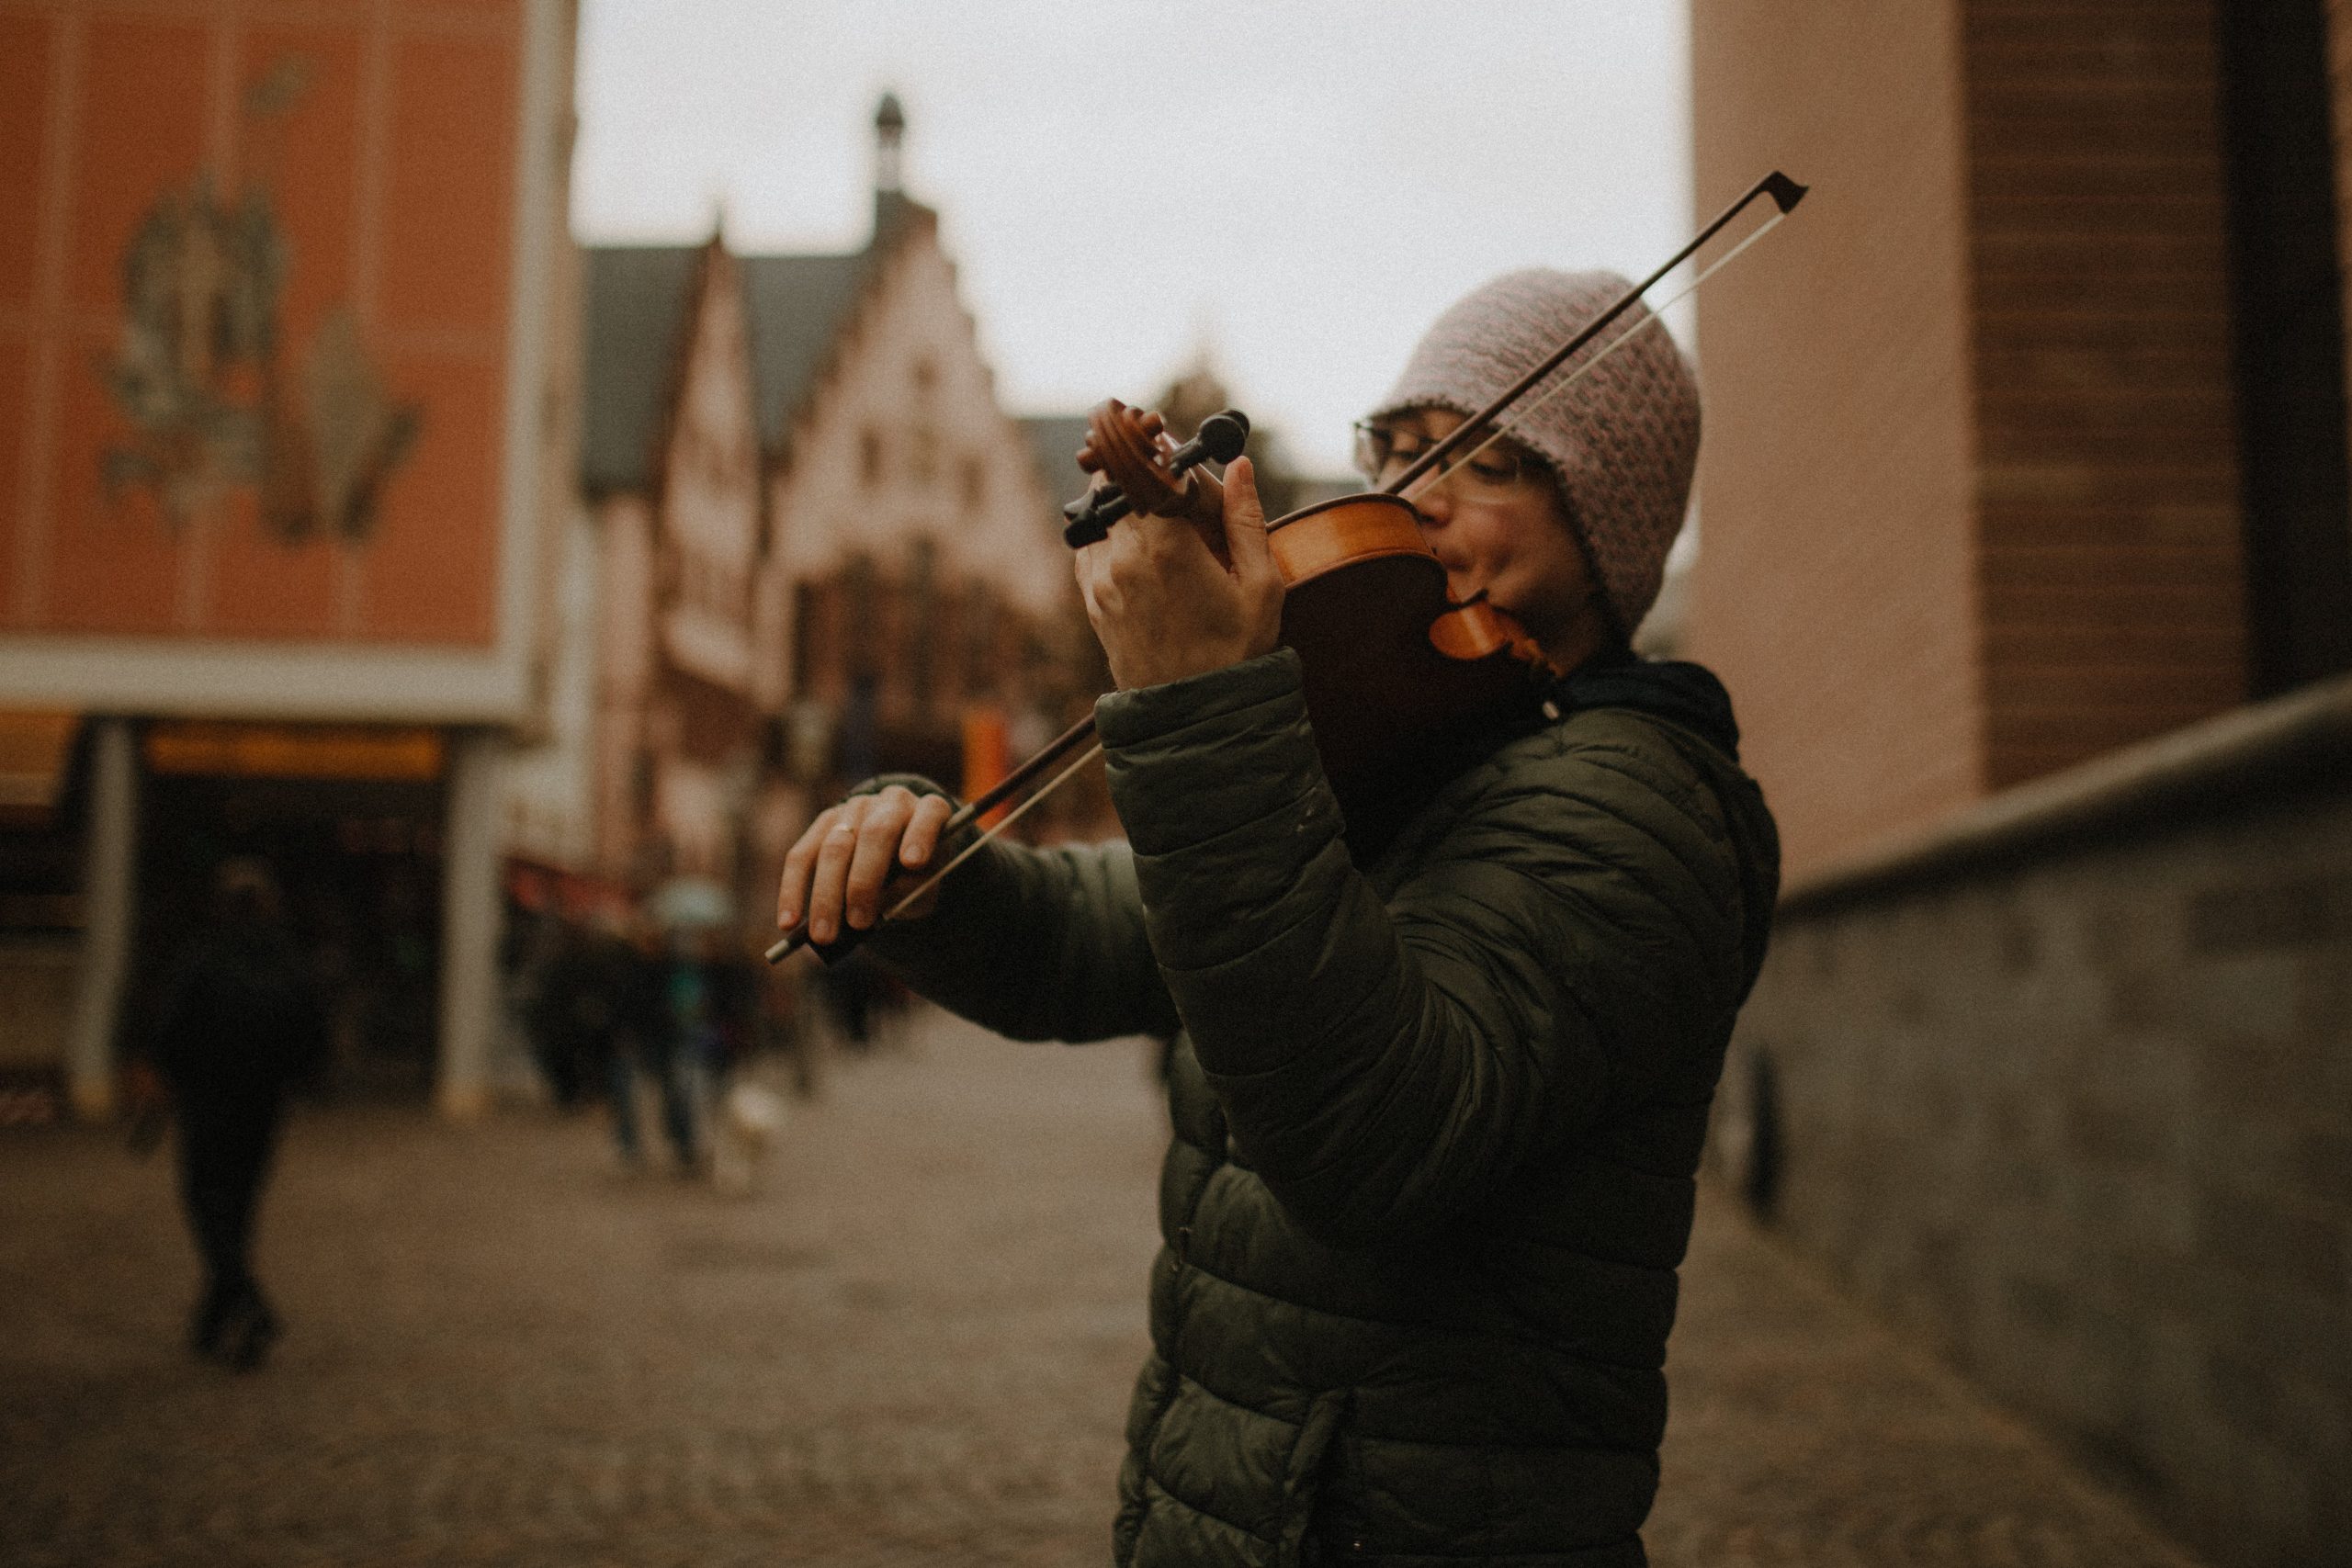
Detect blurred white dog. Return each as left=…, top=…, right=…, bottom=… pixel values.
left=710, top=1079, right=787, bottom=1196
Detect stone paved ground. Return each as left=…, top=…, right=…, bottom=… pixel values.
left=1, top=1009, right=2201, bottom=1567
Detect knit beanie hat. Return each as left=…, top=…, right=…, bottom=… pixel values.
left=1369, top=268, right=1701, bottom=637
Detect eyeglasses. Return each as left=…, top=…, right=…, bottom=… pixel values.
left=1351, top=420, right=1548, bottom=496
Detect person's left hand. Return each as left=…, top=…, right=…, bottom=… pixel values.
left=1074, top=455, right=1284, bottom=690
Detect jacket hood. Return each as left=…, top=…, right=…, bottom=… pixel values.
left=1553, top=650, right=1744, bottom=763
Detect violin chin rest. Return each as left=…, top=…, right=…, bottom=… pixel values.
left=1428, top=604, right=1527, bottom=662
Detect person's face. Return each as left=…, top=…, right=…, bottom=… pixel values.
left=1360, top=408, right=1604, bottom=660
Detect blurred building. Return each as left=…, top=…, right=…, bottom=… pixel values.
left=0, top=0, right=581, bottom=1118
left=1691, top=5, right=2349, bottom=1563
left=510, top=98, right=1092, bottom=941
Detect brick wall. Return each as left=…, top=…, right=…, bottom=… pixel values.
left=1714, top=679, right=2352, bottom=1568
left=1964, top=1, right=2250, bottom=788
left=1691, top=0, right=2256, bottom=876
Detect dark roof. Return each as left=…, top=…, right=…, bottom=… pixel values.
left=582, top=197, right=951, bottom=493
left=580, top=244, right=867, bottom=494
left=1019, top=414, right=1093, bottom=511
left=741, top=253, right=865, bottom=451
left=581, top=245, right=702, bottom=495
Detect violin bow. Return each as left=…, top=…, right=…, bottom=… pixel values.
left=763, top=714, right=1099, bottom=964
left=1387, top=170, right=1808, bottom=502
left=767, top=170, right=1808, bottom=966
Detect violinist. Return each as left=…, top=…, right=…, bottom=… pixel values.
left=775, top=268, right=1781, bottom=1567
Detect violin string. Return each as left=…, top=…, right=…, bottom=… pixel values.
left=1400, top=209, right=1787, bottom=507
left=878, top=742, right=1107, bottom=925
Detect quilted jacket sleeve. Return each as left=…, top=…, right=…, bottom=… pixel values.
left=857, top=820, right=1182, bottom=1046
left=1098, top=649, right=1752, bottom=1247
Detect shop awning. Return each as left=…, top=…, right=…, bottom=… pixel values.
left=143, top=722, right=445, bottom=782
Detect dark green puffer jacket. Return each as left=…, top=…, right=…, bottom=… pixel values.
left=864, top=648, right=1779, bottom=1567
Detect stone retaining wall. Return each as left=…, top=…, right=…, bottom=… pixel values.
left=1713, top=676, right=2352, bottom=1568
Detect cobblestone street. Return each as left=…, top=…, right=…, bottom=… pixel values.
left=2, top=1009, right=2200, bottom=1567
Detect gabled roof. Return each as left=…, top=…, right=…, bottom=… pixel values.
left=741, top=253, right=865, bottom=453
left=581, top=245, right=702, bottom=496
left=580, top=198, right=931, bottom=496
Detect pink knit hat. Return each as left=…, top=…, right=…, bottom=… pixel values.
left=1369, top=269, right=1701, bottom=637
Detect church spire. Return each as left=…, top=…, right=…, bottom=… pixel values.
left=873, top=92, right=906, bottom=196
left=870, top=92, right=912, bottom=247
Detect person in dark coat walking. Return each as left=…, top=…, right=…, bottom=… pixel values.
left=521, top=915, right=627, bottom=1111
left=777, top=272, right=1781, bottom=1565
left=605, top=919, right=707, bottom=1171
left=150, top=857, right=328, bottom=1370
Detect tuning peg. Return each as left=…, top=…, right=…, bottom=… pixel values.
left=1061, top=405, right=1251, bottom=550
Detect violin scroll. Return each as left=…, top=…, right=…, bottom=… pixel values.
left=1061, top=401, right=1250, bottom=547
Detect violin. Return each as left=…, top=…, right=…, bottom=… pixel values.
left=767, top=170, right=1807, bottom=964
left=1069, top=397, right=1549, bottom=839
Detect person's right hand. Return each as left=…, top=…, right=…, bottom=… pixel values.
left=775, top=784, right=956, bottom=946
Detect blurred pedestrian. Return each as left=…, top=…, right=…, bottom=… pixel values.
left=147, top=857, right=327, bottom=1370
left=662, top=931, right=721, bottom=1166
left=519, top=915, right=621, bottom=1111
left=814, top=949, right=908, bottom=1050
left=657, top=928, right=761, bottom=1171
left=606, top=918, right=693, bottom=1171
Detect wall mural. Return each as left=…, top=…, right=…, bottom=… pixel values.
left=100, top=59, right=421, bottom=546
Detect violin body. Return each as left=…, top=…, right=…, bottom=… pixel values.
left=1263, top=492, right=1549, bottom=847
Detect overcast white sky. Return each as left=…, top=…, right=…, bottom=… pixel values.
left=572, top=1, right=1692, bottom=475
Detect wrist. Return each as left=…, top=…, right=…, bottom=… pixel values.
left=1096, top=651, right=1335, bottom=865
left=1111, top=640, right=1252, bottom=691
left=1096, top=649, right=1304, bottom=747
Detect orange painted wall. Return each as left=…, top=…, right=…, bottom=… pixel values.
left=0, top=0, right=523, bottom=648
left=0, top=13, right=54, bottom=614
